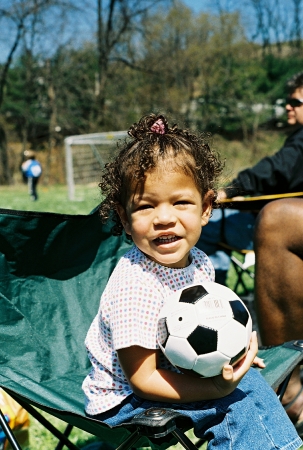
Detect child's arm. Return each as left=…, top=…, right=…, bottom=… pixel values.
left=117, top=331, right=259, bottom=403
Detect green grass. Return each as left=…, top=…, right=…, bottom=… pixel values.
left=0, top=183, right=101, bottom=215
left=27, top=412, right=102, bottom=450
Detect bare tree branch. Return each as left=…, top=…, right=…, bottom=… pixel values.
left=0, top=20, right=24, bottom=107
left=111, top=56, right=159, bottom=75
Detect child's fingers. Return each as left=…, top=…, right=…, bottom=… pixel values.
left=247, top=331, right=258, bottom=360
left=236, top=332, right=258, bottom=371
left=226, top=332, right=258, bottom=377
left=221, top=364, right=233, bottom=380
left=252, top=356, right=266, bottom=368
left=221, top=332, right=260, bottom=383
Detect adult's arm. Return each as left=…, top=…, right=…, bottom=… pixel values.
left=226, top=127, right=303, bottom=197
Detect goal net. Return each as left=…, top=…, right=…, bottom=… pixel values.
left=64, top=131, right=127, bottom=200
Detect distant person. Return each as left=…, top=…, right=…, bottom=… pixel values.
left=196, top=70, right=303, bottom=284
left=21, top=150, right=42, bottom=201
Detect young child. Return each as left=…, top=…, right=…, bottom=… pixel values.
left=82, top=114, right=302, bottom=449
left=21, top=150, right=42, bottom=201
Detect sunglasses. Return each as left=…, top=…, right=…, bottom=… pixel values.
left=286, top=98, right=303, bottom=107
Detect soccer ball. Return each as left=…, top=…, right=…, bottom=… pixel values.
left=157, top=282, right=252, bottom=378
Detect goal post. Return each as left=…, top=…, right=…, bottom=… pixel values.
left=64, top=131, right=127, bottom=200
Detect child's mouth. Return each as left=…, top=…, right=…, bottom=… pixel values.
left=154, top=235, right=180, bottom=244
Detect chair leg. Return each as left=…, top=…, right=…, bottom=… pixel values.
left=115, top=425, right=202, bottom=450
left=115, top=429, right=141, bottom=450
left=276, top=372, right=293, bottom=403
left=3, top=393, right=79, bottom=450
left=231, top=255, right=254, bottom=295
left=26, top=406, right=79, bottom=450
left=172, top=427, right=202, bottom=450
left=55, top=424, right=74, bottom=450
left=0, top=409, right=22, bottom=450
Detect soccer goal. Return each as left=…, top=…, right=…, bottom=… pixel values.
left=64, top=131, right=127, bottom=200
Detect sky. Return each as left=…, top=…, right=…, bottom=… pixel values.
left=183, top=0, right=238, bottom=14
left=0, top=0, right=241, bottom=64
left=183, top=0, right=204, bottom=12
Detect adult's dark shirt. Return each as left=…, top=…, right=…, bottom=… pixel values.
left=226, top=126, right=303, bottom=198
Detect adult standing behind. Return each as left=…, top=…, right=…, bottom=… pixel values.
left=21, top=150, right=42, bottom=201
left=196, top=70, right=303, bottom=284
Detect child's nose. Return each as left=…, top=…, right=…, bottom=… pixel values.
left=154, top=206, right=176, bottom=225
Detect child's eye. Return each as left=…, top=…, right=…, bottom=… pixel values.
left=136, top=204, right=152, bottom=211
left=175, top=200, right=190, bottom=206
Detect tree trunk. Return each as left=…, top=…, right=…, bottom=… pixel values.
left=0, top=125, right=11, bottom=185
left=97, top=0, right=107, bottom=127
left=45, top=61, right=57, bottom=185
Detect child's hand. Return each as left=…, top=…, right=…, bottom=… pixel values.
left=252, top=355, right=266, bottom=368
left=212, top=331, right=259, bottom=396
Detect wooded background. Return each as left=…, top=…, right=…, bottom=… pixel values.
left=0, top=0, right=302, bottom=185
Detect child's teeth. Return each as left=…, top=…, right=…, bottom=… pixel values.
left=158, top=236, right=177, bottom=242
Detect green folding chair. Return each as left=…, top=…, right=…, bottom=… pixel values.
left=0, top=207, right=302, bottom=450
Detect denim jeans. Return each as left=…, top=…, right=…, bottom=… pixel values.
left=89, top=369, right=302, bottom=450
left=196, top=209, right=256, bottom=284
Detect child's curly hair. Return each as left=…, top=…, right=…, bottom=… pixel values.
left=99, top=113, right=224, bottom=235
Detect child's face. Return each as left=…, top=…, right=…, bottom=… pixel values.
left=117, top=166, right=212, bottom=268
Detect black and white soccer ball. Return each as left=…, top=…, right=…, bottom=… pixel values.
left=157, top=282, right=252, bottom=378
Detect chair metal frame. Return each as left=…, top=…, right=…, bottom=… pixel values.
left=230, top=250, right=255, bottom=294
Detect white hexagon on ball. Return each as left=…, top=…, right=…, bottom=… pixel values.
left=195, top=296, right=233, bottom=330
left=166, top=303, right=199, bottom=338
left=164, top=335, right=197, bottom=369
left=218, top=319, right=248, bottom=357
left=193, top=351, right=231, bottom=377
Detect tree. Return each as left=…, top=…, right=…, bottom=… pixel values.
left=290, top=0, right=303, bottom=50
left=0, top=0, right=81, bottom=184
left=245, top=0, right=303, bottom=55
left=125, top=2, right=210, bottom=124
left=94, top=0, right=171, bottom=126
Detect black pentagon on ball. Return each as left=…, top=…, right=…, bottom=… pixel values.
left=229, top=300, right=249, bottom=326
left=187, top=325, right=218, bottom=354
left=230, top=347, right=246, bottom=366
left=179, top=285, right=208, bottom=304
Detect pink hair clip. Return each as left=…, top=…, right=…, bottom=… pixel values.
left=150, top=118, right=165, bottom=135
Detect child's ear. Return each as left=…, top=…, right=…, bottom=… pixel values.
left=201, top=191, right=214, bottom=226
left=116, top=204, right=131, bottom=235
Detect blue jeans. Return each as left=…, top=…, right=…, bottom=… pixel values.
left=90, top=369, right=302, bottom=450
left=196, top=209, right=256, bottom=284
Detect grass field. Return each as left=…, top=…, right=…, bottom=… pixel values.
left=0, top=183, right=295, bottom=450
left=0, top=183, right=101, bottom=215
